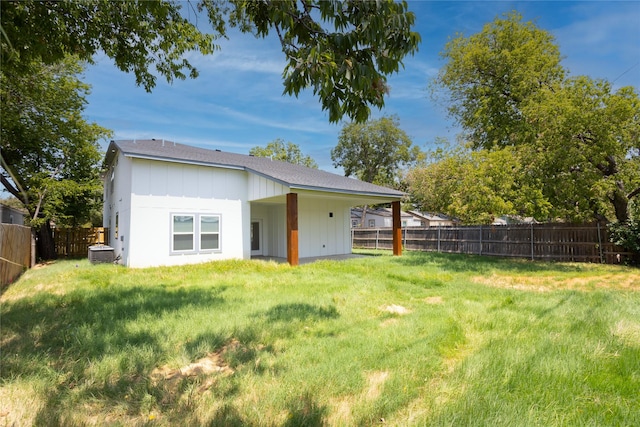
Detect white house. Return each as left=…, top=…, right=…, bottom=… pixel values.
left=103, top=139, right=404, bottom=268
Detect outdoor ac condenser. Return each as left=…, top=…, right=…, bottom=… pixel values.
left=88, top=245, right=115, bottom=264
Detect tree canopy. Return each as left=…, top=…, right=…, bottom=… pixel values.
left=407, top=143, right=551, bottom=224
left=427, top=12, right=640, bottom=225
left=435, top=11, right=564, bottom=149
left=249, top=139, right=318, bottom=168
left=1, top=56, right=110, bottom=229
left=331, top=115, right=422, bottom=188
left=1, top=0, right=421, bottom=123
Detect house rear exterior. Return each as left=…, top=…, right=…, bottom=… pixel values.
left=103, top=139, right=404, bottom=268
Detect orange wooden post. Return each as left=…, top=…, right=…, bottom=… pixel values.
left=287, top=193, right=299, bottom=266
left=392, top=200, right=402, bottom=256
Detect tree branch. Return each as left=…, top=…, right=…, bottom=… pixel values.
left=0, top=154, right=29, bottom=206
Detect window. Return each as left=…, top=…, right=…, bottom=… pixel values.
left=368, top=219, right=375, bottom=227
left=351, top=220, right=359, bottom=227
left=200, top=215, right=220, bottom=251
left=173, top=215, right=194, bottom=251
left=171, top=213, right=221, bottom=254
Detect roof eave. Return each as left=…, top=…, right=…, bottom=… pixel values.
left=290, top=184, right=404, bottom=200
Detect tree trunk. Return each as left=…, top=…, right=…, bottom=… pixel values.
left=36, top=220, right=57, bottom=261
left=361, top=205, right=369, bottom=228
left=611, top=186, right=629, bottom=224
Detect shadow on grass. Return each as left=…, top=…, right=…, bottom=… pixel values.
left=393, top=251, right=596, bottom=274
left=1, top=285, right=227, bottom=425
left=262, top=303, right=339, bottom=322
left=283, top=392, right=328, bottom=427
left=206, top=392, right=327, bottom=427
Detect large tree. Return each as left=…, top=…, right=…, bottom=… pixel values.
left=522, top=77, right=640, bottom=223
left=1, top=0, right=420, bottom=123
left=249, top=139, right=318, bottom=169
left=1, top=56, right=110, bottom=259
left=407, top=144, right=551, bottom=224
left=432, top=12, right=640, bottom=224
left=332, top=115, right=422, bottom=227
left=331, top=115, right=422, bottom=187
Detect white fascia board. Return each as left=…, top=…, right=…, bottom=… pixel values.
left=123, top=153, right=245, bottom=171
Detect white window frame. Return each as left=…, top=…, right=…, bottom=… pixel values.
left=171, top=214, right=195, bottom=253
left=199, top=215, right=221, bottom=252
left=171, top=213, right=222, bottom=255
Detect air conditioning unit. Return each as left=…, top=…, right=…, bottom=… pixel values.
left=88, top=245, right=115, bottom=264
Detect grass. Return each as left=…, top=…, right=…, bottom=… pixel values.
left=1, top=251, right=639, bottom=426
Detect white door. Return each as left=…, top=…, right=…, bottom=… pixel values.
left=251, top=220, right=263, bottom=256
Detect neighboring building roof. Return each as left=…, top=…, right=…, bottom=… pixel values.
left=407, top=211, right=455, bottom=222
left=105, top=139, right=404, bottom=199
left=492, top=215, right=539, bottom=225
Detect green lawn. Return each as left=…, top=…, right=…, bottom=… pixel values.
left=1, top=251, right=639, bottom=426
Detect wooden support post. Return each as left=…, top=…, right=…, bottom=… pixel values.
left=287, top=193, right=299, bottom=266
left=392, top=200, right=402, bottom=256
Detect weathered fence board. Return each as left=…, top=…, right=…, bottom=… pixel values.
left=1, top=224, right=32, bottom=287
left=353, top=223, right=633, bottom=264
left=53, top=227, right=109, bottom=258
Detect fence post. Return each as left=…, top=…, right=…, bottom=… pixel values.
left=530, top=223, right=534, bottom=261
left=437, top=225, right=441, bottom=252
left=403, top=228, right=406, bottom=248
left=375, top=229, right=379, bottom=250
left=597, top=222, right=603, bottom=263
left=479, top=225, right=482, bottom=255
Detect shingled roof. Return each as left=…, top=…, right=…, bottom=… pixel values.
left=105, top=139, right=404, bottom=199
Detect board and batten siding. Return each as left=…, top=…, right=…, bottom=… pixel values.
left=126, top=158, right=250, bottom=267
left=248, top=174, right=289, bottom=201
left=298, top=197, right=352, bottom=258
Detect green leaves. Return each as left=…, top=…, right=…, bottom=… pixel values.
left=2, top=0, right=419, bottom=123
left=407, top=145, right=551, bottom=224
left=249, top=139, right=318, bottom=169
left=0, top=56, right=110, bottom=227
left=1, top=0, right=219, bottom=92
left=331, top=115, right=422, bottom=188
left=224, top=0, right=420, bottom=123
left=436, top=11, right=563, bottom=149
left=431, top=11, right=640, bottom=224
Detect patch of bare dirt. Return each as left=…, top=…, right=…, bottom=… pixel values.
left=472, top=274, right=639, bottom=292
left=365, top=371, right=389, bottom=400
left=424, top=296, right=443, bottom=304
left=150, top=340, right=238, bottom=393
left=32, top=261, right=55, bottom=270
left=327, top=371, right=390, bottom=426
left=382, top=304, right=411, bottom=315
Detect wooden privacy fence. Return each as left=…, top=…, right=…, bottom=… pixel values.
left=1, top=224, right=32, bottom=287
left=352, top=223, right=633, bottom=264
left=53, top=227, right=109, bottom=258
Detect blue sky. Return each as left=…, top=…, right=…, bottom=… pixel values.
left=83, top=1, right=640, bottom=172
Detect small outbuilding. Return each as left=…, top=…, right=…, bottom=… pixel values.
left=103, top=139, right=404, bottom=267
left=0, top=203, right=26, bottom=225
